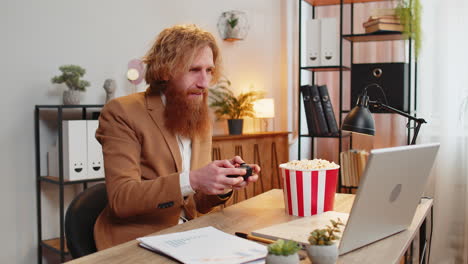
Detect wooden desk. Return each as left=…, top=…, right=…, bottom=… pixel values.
left=67, top=190, right=432, bottom=264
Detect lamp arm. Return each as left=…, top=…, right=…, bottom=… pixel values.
left=369, top=101, right=427, bottom=145
left=369, top=101, right=426, bottom=124
left=411, top=122, right=424, bottom=145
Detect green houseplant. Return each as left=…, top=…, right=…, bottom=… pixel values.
left=266, top=239, right=301, bottom=264
left=227, top=13, right=239, bottom=29
left=395, top=0, right=422, bottom=57
left=306, top=218, right=344, bottom=264
left=51, top=64, right=90, bottom=105
left=223, top=11, right=241, bottom=40
left=209, top=78, right=264, bottom=135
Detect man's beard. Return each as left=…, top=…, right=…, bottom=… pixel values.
left=164, top=87, right=211, bottom=139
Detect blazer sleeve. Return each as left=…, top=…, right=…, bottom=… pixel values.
left=96, top=99, right=183, bottom=219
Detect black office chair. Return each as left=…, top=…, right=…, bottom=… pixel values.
left=65, top=183, right=107, bottom=259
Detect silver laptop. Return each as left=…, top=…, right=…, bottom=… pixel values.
left=338, top=142, right=439, bottom=254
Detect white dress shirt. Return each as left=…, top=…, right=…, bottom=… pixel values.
left=160, top=93, right=196, bottom=197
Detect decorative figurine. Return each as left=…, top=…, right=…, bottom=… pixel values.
left=103, top=79, right=116, bottom=103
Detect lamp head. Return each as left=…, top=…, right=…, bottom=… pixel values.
left=342, top=93, right=375, bottom=136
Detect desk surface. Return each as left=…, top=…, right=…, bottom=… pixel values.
left=67, top=189, right=432, bottom=264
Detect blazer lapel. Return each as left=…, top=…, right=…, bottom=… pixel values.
left=145, top=88, right=182, bottom=172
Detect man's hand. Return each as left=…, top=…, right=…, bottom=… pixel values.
left=229, top=156, right=260, bottom=190
left=189, top=156, right=261, bottom=195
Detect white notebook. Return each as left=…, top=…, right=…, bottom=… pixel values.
left=137, top=226, right=267, bottom=264
left=252, top=211, right=349, bottom=246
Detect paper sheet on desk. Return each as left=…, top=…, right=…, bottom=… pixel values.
left=137, top=226, right=267, bottom=264
left=252, top=211, right=349, bottom=247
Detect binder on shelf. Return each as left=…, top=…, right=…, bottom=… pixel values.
left=86, top=120, right=104, bottom=179
left=300, top=85, right=319, bottom=136
left=320, top=18, right=339, bottom=66
left=309, top=85, right=329, bottom=136
left=318, top=85, right=339, bottom=136
left=62, top=120, right=88, bottom=181
left=306, top=18, right=321, bottom=67
left=47, top=120, right=105, bottom=181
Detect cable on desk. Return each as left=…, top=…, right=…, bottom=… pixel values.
left=420, top=240, right=427, bottom=264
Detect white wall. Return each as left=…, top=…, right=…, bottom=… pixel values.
left=1, top=0, right=289, bottom=263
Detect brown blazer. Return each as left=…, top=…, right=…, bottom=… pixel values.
left=94, top=88, right=228, bottom=250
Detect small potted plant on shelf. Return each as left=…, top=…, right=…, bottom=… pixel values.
left=306, top=218, right=344, bottom=264
left=395, top=0, right=421, bottom=57
left=266, top=239, right=301, bottom=264
left=51, top=64, right=90, bottom=105
left=209, top=78, right=264, bottom=135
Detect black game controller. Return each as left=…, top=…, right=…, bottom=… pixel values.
left=227, top=163, right=253, bottom=181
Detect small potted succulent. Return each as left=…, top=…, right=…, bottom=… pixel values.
left=209, top=78, right=264, bottom=135
left=306, top=218, right=344, bottom=264
left=266, top=239, right=301, bottom=264
left=224, top=12, right=240, bottom=40
left=51, top=64, right=90, bottom=105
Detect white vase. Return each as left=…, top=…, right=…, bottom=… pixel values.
left=306, top=244, right=338, bottom=264
left=63, top=90, right=81, bottom=105
left=265, top=253, right=300, bottom=264
left=225, top=26, right=242, bottom=39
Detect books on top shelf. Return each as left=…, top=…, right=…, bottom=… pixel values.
left=340, top=149, right=369, bottom=188
left=363, top=9, right=403, bottom=34
left=365, top=23, right=404, bottom=34
left=363, top=17, right=401, bottom=28
left=300, top=84, right=339, bottom=137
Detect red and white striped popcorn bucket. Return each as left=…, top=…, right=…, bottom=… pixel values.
left=280, top=164, right=340, bottom=217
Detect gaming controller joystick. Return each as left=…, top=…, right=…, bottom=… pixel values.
left=227, top=163, right=253, bottom=181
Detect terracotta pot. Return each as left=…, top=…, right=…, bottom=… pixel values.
left=306, top=244, right=338, bottom=264
left=63, top=90, right=81, bottom=105
left=265, top=253, right=300, bottom=264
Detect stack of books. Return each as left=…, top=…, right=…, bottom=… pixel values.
left=363, top=8, right=404, bottom=34
left=340, top=149, right=369, bottom=189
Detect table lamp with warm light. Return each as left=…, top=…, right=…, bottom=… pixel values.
left=342, top=84, right=426, bottom=145
left=253, top=98, right=275, bottom=132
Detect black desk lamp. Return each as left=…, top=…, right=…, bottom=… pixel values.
left=342, top=84, right=427, bottom=145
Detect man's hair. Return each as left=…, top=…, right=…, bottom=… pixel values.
left=144, top=24, right=222, bottom=87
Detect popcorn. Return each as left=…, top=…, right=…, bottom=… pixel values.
left=282, top=159, right=339, bottom=170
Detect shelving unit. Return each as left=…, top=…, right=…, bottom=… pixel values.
left=300, top=65, right=351, bottom=72
left=297, top=0, right=417, bottom=190
left=35, top=104, right=104, bottom=263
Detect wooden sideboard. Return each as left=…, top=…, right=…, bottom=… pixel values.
left=212, top=132, right=289, bottom=205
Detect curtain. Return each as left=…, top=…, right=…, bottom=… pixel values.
left=418, top=0, right=468, bottom=263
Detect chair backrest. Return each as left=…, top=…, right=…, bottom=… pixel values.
left=65, top=183, right=107, bottom=259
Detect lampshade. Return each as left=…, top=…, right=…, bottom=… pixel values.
left=253, top=98, right=275, bottom=118
left=341, top=95, right=375, bottom=135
